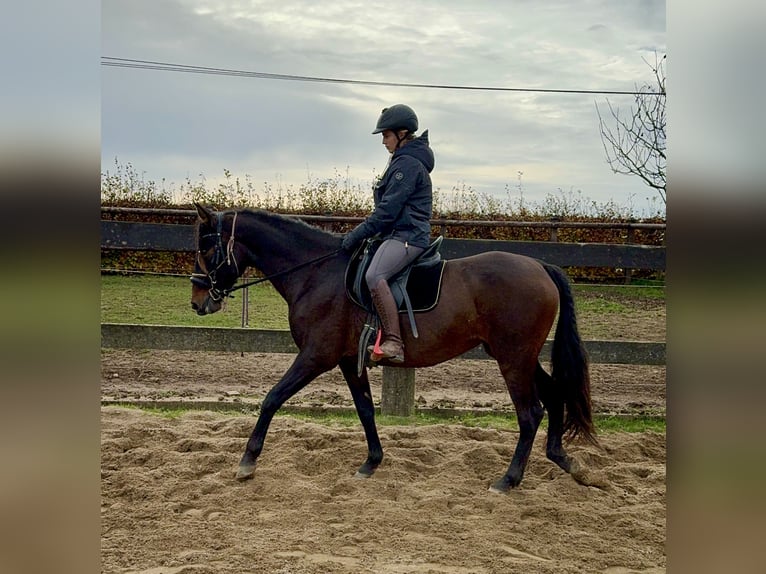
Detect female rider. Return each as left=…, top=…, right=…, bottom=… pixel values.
left=341, top=104, right=435, bottom=362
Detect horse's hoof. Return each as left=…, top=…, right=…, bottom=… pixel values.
left=489, top=476, right=516, bottom=493
left=568, top=457, right=582, bottom=475
left=353, top=465, right=377, bottom=479
left=235, top=464, right=256, bottom=481
left=354, top=460, right=379, bottom=478
left=547, top=452, right=572, bottom=473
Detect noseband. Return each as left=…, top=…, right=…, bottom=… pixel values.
left=191, top=212, right=240, bottom=302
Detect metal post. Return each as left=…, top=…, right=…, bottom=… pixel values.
left=241, top=286, right=249, bottom=327
left=240, top=285, right=249, bottom=357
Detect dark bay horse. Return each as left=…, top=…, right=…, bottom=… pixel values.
left=190, top=203, right=595, bottom=492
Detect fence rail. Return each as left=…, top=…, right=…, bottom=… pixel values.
left=101, top=323, right=665, bottom=366
left=101, top=220, right=665, bottom=270
left=100, top=206, right=666, bottom=231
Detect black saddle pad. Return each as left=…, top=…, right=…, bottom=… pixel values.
left=395, top=260, right=446, bottom=312
left=345, top=238, right=446, bottom=314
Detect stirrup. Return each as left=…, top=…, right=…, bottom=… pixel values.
left=368, top=346, right=404, bottom=363
left=366, top=330, right=404, bottom=363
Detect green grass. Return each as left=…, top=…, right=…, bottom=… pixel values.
left=595, top=415, right=665, bottom=433
left=111, top=403, right=665, bottom=433
left=101, top=274, right=664, bottom=331
left=573, top=284, right=664, bottom=315
left=101, top=274, right=289, bottom=328
left=287, top=410, right=665, bottom=434
left=576, top=296, right=629, bottom=315
left=574, top=283, right=665, bottom=301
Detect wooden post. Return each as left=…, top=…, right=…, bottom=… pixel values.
left=549, top=216, right=561, bottom=242
left=380, top=367, right=415, bottom=416
left=624, top=227, right=635, bottom=284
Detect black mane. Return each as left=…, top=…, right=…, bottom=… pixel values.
left=241, top=208, right=338, bottom=245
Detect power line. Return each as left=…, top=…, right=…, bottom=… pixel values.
left=101, top=56, right=663, bottom=97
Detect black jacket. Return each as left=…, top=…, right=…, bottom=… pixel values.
left=345, top=130, right=435, bottom=249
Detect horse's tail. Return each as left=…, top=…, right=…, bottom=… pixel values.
left=543, top=263, right=597, bottom=445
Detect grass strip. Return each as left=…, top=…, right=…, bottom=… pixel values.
left=101, top=274, right=663, bottom=330
left=104, top=402, right=665, bottom=434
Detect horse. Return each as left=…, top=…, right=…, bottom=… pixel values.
left=190, top=203, right=595, bottom=493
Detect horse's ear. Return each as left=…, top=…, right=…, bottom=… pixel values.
left=194, top=202, right=214, bottom=225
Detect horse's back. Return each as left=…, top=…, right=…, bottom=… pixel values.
left=448, top=251, right=555, bottom=291
left=442, top=250, right=559, bottom=324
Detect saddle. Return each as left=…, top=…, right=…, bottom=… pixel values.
left=345, top=236, right=446, bottom=374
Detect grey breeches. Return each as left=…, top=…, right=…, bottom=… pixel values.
left=365, top=239, right=425, bottom=290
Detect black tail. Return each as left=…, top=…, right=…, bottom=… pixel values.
left=543, top=263, right=596, bottom=444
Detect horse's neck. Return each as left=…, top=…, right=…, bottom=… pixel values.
left=241, top=211, right=337, bottom=299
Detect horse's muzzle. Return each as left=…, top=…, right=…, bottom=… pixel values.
left=191, top=293, right=222, bottom=315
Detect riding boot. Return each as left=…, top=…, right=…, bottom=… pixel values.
left=368, top=279, right=404, bottom=363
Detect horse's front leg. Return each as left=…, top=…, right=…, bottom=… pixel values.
left=236, top=353, right=330, bottom=481
left=338, top=357, right=383, bottom=477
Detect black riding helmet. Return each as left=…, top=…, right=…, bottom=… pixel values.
left=372, top=104, right=418, bottom=134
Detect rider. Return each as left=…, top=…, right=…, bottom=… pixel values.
left=341, top=104, right=435, bottom=363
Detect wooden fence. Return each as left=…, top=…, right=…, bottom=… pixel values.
left=100, top=217, right=665, bottom=271
left=100, top=211, right=665, bottom=415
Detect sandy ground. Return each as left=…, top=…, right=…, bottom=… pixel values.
left=101, top=354, right=665, bottom=574
left=101, top=407, right=665, bottom=574
left=101, top=296, right=666, bottom=573
left=101, top=351, right=666, bottom=418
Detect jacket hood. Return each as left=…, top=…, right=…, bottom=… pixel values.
left=395, top=129, right=434, bottom=173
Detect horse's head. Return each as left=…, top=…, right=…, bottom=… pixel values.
left=190, top=203, right=244, bottom=315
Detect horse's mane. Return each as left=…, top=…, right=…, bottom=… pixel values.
left=240, top=208, right=338, bottom=245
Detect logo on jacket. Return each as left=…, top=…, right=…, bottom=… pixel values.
left=394, top=171, right=404, bottom=181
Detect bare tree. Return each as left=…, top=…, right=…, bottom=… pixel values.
left=597, top=53, right=666, bottom=204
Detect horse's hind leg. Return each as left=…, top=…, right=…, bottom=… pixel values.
left=339, top=357, right=383, bottom=477
left=490, top=362, right=544, bottom=493
left=535, top=362, right=573, bottom=473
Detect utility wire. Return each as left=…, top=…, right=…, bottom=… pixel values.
left=102, top=56, right=663, bottom=96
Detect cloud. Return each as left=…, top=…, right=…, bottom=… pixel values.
left=102, top=0, right=667, bottom=214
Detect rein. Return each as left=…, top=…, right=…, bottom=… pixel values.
left=226, top=249, right=342, bottom=296
left=191, top=210, right=342, bottom=300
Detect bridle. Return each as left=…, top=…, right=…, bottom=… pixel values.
left=190, top=210, right=342, bottom=301
left=190, top=211, right=242, bottom=302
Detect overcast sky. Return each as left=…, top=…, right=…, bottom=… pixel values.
left=102, top=0, right=666, bottom=215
